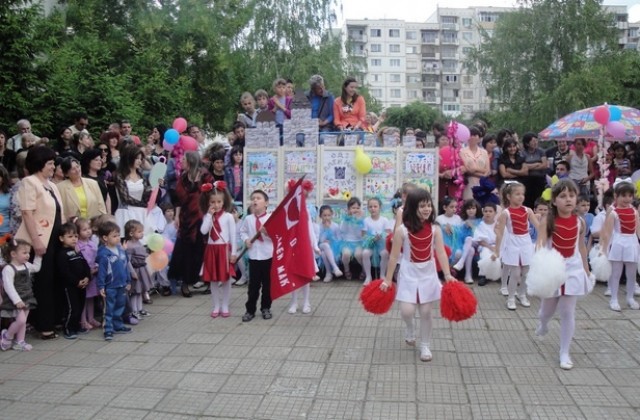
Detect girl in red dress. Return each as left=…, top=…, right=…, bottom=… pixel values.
left=199, top=181, right=237, bottom=318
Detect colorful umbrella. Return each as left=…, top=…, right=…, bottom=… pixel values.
left=539, top=105, right=640, bottom=142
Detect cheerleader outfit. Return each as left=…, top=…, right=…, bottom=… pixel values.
left=549, top=215, right=591, bottom=297
left=201, top=211, right=237, bottom=282
left=607, top=207, right=639, bottom=263
left=395, top=223, right=442, bottom=304
left=500, top=206, right=534, bottom=266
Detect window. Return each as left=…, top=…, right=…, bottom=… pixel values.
left=370, top=74, right=381, bottom=82
left=462, top=75, right=473, bottom=84
left=389, top=74, right=401, bottom=82
left=370, top=29, right=381, bottom=37
left=462, top=47, right=473, bottom=55
left=479, top=12, right=500, bottom=22
left=371, top=59, right=382, bottom=66
left=370, top=44, right=382, bottom=52
left=407, top=60, right=418, bottom=69
left=389, top=44, right=401, bottom=53
left=462, top=18, right=472, bottom=28
left=462, top=105, right=474, bottom=113
left=444, top=74, right=458, bottom=83
left=409, top=90, right=419, bottom=99
left=389, top=29, right=400, bottom=38
left=406, top=31, right=417, bottom=40
left=462, top=32, right=473, bottom=42
left=390, top=59, right=401, bottom=67
left=406, top=46, right=418, bottom=54
left=441, top=16, right=457, bottom=24
left=406, top=75, right=420, bottom=83
left=371, top=89, right=382, bottom=97
left=462, top=90, right=474, bottom=100
left=422, top=31, right=438, bottom=43
left=443, top=60, right=457, bottom=71
left=390, top=89, right=401, bottom=98
left=443, top=104, right=460, bottom=112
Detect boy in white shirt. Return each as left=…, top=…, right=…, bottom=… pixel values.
left=474, top=202, right=498, bottom=287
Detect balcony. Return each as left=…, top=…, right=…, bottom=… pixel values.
left=422, top=81, right=440, bottom=89
left=441, top=38, right=459, bottom=45
left=423, top=66, right=441, bottom=74
left=422, top=38, right=439, bottom=45
left=424, top=96, right=441, bottom=104
left=617, top=21, right=629, bottom=30
left=441, top=53, right=460, bottom=61
left=422, top=52, right=440, bottom=60
left=350, top=34, right=368, bottom=43
left=441, top=23, right=459, bottom=31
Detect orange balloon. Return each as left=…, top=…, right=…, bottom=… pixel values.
left=148, top=250, right=169, bottom=271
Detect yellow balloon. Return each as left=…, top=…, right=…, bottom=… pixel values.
left=636, top=181, right=640, bottom=199
left=541, top=188, right=551, bottom=202
left=147, top=233, right=164, bottom=252
left=354, top=147, right=372, bottom=174
left=551, top=175, right=559, bottom=186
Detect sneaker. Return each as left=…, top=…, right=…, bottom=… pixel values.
left=125, top=315, right=139, bottom=325
left=610, top=300, right=621, bottom=312
left=114, top=326, right=132, bottom=334
left=131, top=312, right=141, bottom=320
left=478, top=276, right=487, bottom=287
left=12, top=340, right=33, bottom=351
left=193, top=281, right=205, bottom=289
left=419, top=344, right=432, bottom=362
left=138, top=310, right=150, bottom=317
left=464, top=278, right=473, bottom=285
left=333, top=268, right=343, bottom=278
left=506, top=297, right=517, bottom=310
left=302, top=304, right=311, bottom=314
left=242, top=312, right=255, bottom=322
left=63, top=332, right=78, bottom=340
left=287, top=305, right=297, bottom=314
left=500, top=287, right=509, bottom=296
left=104, top=332, right=113, bottom=341
left=0, top=329, right=12, bottom=351
left=605, top=287, right=612, bottom=297
left=627, top=299, right=640, bottom=310
left=516, top=294, right=531, bottom=307
left=323, top=274, right=333, bottom=283
left=77, top=328, right=90, bottom=335
left=234, top=277, right=247, bottom=286
left=262, top=309, right=272, bottom=320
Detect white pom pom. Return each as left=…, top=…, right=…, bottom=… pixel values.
left=591, top=253, right=612, bottom=283
left=588, top=244, right=600, bottom=262
left=477, top=252, right=502, bottom=280
left=527, top=247, right=567, bottom=298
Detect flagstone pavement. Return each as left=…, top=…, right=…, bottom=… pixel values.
left=1, top=280, right=639, bottom=419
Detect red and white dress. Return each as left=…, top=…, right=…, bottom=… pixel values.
left=607, top=206, right=640, bottom=263
left=200, top=211, right=237, bottom=282
left=549, top=214, right=591, bottom=296
left=499, top=206, right=534, bottom=266
left=395, top=223, right=442, bottom=304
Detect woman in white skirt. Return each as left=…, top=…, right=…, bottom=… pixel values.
left=114, top=145, right=152, bottom=238
left=381, top=188, right=455, bottom=362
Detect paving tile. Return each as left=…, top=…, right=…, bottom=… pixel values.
left=416, top=382, right=469, bottom=404
left=153, top=356, right=201, bottom=372
left=49, top=367, right=106, bottom=384
left=470, top=404, right=529, bottom=420
left=154, top=389, right=214, bottom=416
left=279, top=361, right=326, bottom=379
left=467, top=384, right=523, bottom=405
left=234, top=358, right=283, bottom=376
left=462, top=366, right=511, bottom=384
left=254, top=395, right=313, bottom=420
left=268, top=377, right=319, bottom=398
left=308, top=399, right=363, bottom=420
left=222, top=374, right=274, bottom=395
left=110, top=387, right=168, bottom=410
left=362, top=401, right=417, bottom=420
left=516, top=384, right=574, bottom=406
left=527, top=405, right=586, bottom=420
left=192, top=357, right=241, bottom=375
left=580, top=406, right=639, bottom=420
left=203, top=393, right=263, bottom=418
left=39, top=404, right=102, bottom=420
left=64, top=385, right=121, bottom=405
left=1, top=401, right=50, bottom=419
left=567, top=385, right=630, bottom=407
left=417, top=403, right=472, bottom=420
left=93, top=407, right=148, bottom=420
left=176, top=372, right=228, bottom=392
left=22, top=383, right=83, bottom=404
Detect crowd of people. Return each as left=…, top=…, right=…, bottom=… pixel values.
left=0, top=73, right=638, bottom=372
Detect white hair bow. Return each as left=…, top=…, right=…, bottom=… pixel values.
left=613, top=177, right=633, bottom=188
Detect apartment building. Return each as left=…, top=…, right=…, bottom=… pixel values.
left=346, top=5, right=639, bottom=119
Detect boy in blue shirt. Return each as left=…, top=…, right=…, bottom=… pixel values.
left=97, top=221, right=132, bottom=341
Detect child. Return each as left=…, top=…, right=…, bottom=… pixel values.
left=255, top=89, right=269, bottom=113
left=612, top=143, right=631, bottom=178
left=362, top=197, right=391, bottom=285
left=199, top=181, right=237, bottom=318
left=535, top=179, right=592, bottom=370
left=56, top=222, right=91, bottom=339
left=435, top=197, right=463, bottom=264
left=97, top=221, right=132, bottom=341
left=224, top=145, right=243, bottom=204
left=241, top=190, right=273, bottom=322
left=232, top=206, right=248, bottom=286
left=600, top=179, right=640, bottom=311
left=157, top=203, right=176, bottom=296
left=576, top=194, right=593, bottom=246
left=340, top=197, right=365, bottom=280
left=76, top=217, right=101, bottom=330
left=0, top=240, right=42, bottom=351
left=529, top=199, right=549, bottom=244
left=124, top=220, right=152, bottom=319
left=268, top=78, right=292, bottom=126
left=393, top=182, right=417, bottom=231
left=318, top=205, right=343, bottom=282
left=211, top=152, right=226, bottom=182
left=452, top=199, right=481, bottom=284
left=495, top=182, right=538, bottom=310
left=237, top=92, right=258, bottom=128
left=381, top=188, right=456, bottom=362
left=474, top=202, right=498, bottom=286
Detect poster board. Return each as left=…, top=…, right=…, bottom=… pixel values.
left=244, top=150, right=279, bottom=211
left=402, top=149, right=439, bottom=209
left=283, top=149, right=318, bottom=213
left=321, top=148, right=357, bottom=201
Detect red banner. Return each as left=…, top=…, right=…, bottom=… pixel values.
left=263, top=177, right=316, bottom=300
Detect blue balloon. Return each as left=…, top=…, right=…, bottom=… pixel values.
left=609, top=106, right=622, bottom=122
left=164, top=129, right=180, bottom=145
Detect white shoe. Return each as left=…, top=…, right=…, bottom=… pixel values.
left=363, top=277, right=372, bottom=286
left=500, top=287, right=508, bottom=296
left=419, top=344, right=432, bottom=362
left=627, top=299, right=640, bottom=310
left=464, top=278, right=473, bottom=284
left=193, top=281, right=205, bottom=289
left=333, top=268, right=343, bottom=278
left=516, top=294, right=530, bottom=307
left=323, top=274, right=333, bottom=283
left=604, top=287, right=611, bottom=297
left=610, top=300, right=621, bottom=312
left=287, top=304, right=297, bottom=314
left=404, top=327, right=415, bottom=346
left=506, top=297, right=516, bottom=310
left=234, top=277, right=247, bottom=286
left=535, top=322, right=548, bottom=337
left=452, top=260, right=464, bottom=272
left=302, top=304, right=311, bottom=314
left=560, top=354, right=574, bottom=370
left=312, top=275, right=320, bottom=282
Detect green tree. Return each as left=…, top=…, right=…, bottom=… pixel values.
left=382, top=101, right=445, bottom=133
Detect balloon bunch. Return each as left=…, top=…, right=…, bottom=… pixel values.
left=145, top=233, right=174, bottom=273
left=594, top=105, right=625, bottom=139
left=163, top=117, right=199, bottom=153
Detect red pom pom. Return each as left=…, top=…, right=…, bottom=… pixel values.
left=360, top=279, right=396, bottom=315
left=435, top=245, right=452, bottom=272
left=440, top=281, right=477, bottom=322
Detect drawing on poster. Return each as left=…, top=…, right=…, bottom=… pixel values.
left=368, top=151, right=396, bottom=175
left=285, top=151, right=316, bottom=174
left=404, top=152, right=436, bottom=176
left=322, top=150, right=356, bottom=200
left=247, top=151, right=277, bottom=175
left=406, top=177, right=435, bottom=194
left=364, top=177, right=396, bottom=198
left=247, top=175, right=277, bottom=202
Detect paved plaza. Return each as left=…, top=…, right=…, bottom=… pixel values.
left=0, top=280, right=639, bottom=419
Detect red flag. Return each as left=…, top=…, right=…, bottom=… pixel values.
left=263, top=177, right=316, bottom=300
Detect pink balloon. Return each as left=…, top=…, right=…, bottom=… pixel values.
left=163, top=238, right=174, bottom=255
left=163, top=140, right=174, bottom=151
left=606, top=121, right=626, bottom=139
left=173, top=117, right=188, bottom=133
left=439, top=146, right=453, bottom=169
left=457, top=124, right=470, bottom=143
left=180, top=135, right=198, bottom=151
left=594, top=106, right=610, bottom=125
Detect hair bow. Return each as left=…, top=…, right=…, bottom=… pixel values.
left=613, top=177, right=633, bottom=188
left=200, top=183, right=213, bottom=193
left=213, top=180, right=227, bottom=191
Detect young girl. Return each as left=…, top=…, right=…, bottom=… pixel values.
left=435, top=197, right=464, bottom=264
left=600, top=179, right=640, bottom=311
left=124, top=220, right=152, bottom=319
left=340, top=197, right=365, bottom=280
left=199, top=181, right=237, bottom=318
left=381, top=188, right=455, bottom=362
left=362, top=197, right=391, bottom=285
left=76, top=218, right=101, bottom=330
left=535, top=179, right=592, bottom=370
left=318, top=205, right=343, bottom=282
left=474, top=202, right=498, bottom=286
left=0, top=240, right=42, bottom=351
left=452, top=199, right=481, bottom=284
left=224, top=145, right=243, bottom=204
left=495, top=182, right=538, bottom=310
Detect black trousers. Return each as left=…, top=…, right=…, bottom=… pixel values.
left=245, top=259, right=272, bottom=314
left=63, top=286, right=86, bottom=334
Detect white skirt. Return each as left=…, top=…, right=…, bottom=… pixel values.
left=115, top=206, right=149, bottom=238
left=395, top=258, right=442, bottom=304
left=608, top=233, right=640, bottom=263
left=552, top=252, right=591, bottom=297
left=500, top=232, right=534, bottom=266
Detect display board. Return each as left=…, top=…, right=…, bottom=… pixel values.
left=284, top=149, right=318, bottom=209
left=402, top=150, right=438, bottom=199
left=244, top=150, right=279, bottom=211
